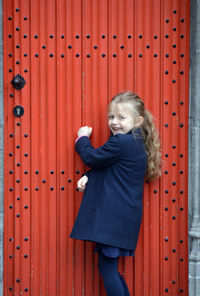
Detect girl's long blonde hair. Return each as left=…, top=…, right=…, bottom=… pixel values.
left=109, top=91, right=161, bottom=181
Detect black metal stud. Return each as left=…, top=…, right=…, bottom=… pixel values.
left=11, top=74, right=26, bottom=90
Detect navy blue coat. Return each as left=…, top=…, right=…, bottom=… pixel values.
left=70, top=129, right=147, bottom=250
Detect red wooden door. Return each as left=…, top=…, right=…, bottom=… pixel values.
left=3, top=0, right=190, bottom=295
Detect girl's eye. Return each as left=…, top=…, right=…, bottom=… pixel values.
left=108, top=115, right=114, bottom=119
left=119, top=116, right=125, bottom=120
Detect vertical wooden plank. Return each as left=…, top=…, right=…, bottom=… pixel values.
left=72, top=0, right=84, bottom=295
left=38, top=0, right=48, bottom=295
left=3, top=0, right=15, bottom=295
left=20, top=0, right=31, bottom=294
left=56, top=0, right=68, bottom=295
left=30, top=0, right=40, bottom=294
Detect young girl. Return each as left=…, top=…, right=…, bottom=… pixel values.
left=70, top=91, right=161, bottom=296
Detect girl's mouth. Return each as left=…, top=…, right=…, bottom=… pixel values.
left=112, top=127, right=122, bottom=132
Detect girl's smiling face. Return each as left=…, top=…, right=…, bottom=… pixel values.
left=108, top=103, right=135, bottom=135
left=108, top=102, right=144, bottom=135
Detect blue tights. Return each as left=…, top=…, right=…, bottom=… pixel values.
left=97, top=250, right=130, bottom=296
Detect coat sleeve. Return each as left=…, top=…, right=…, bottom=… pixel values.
left=82, top=169, right=92, bottom=178
left=75, top=135, right=121, bottom=169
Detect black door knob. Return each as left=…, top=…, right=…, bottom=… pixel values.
left=11, top=74, right=26, bottom=90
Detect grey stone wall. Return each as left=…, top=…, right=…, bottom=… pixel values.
left=0, top=0, right=3, bottom=294
left=188, top=1, right=200, bottom=295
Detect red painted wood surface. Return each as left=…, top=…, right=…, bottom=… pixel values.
left=3, top=0, right=189, bottom=295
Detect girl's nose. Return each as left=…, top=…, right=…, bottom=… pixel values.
left=112, top=117, right=118, bottom=124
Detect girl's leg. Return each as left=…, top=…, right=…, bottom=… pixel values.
left=118, top=272, right=130, bottom=296
left=97, top=251, right=124, bottom=296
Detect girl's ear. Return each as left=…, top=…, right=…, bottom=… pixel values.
left=135, top=116, right=144, bottom=127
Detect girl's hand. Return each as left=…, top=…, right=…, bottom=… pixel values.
left=77, top=126, right=92, bottom=138
left=77, top=175, right=88, bottom=192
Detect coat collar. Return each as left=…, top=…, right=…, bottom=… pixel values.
left=111, top=127, right=142, bottom=136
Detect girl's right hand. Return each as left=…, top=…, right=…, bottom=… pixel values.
left=77, top=175, right=88, bottom=192
left=77, top=126, right=92, bottom=138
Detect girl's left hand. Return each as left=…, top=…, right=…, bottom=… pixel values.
left=77, top=175, right=88, bottom=192
left=77, top=126, right=92, bottom=137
